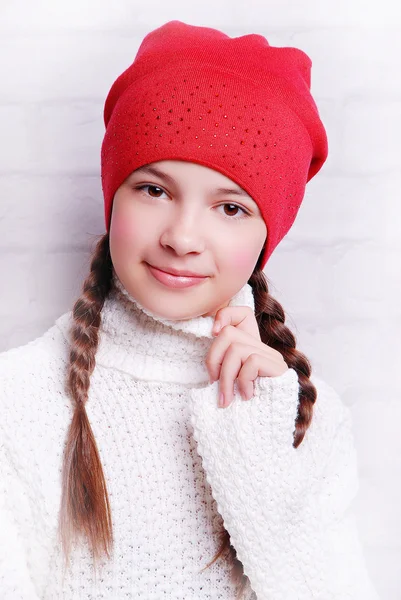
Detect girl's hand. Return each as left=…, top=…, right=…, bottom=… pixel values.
left=206, top=306, right=289, bottom=408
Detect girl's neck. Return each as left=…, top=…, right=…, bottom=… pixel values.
left=93, top=269, right=256, bottom=385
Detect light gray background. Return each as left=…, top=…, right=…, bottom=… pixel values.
left=1, top=1, right=400, bottom=598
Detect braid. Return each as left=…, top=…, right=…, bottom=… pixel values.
left=202, top=262, right=317, bottom=599
left=58, top=232, right=114, bottom=576
left=250, top=267, right=317, bottom=449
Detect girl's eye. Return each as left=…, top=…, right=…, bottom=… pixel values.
left=134, top=184, right=250, bottom=221
left=218, top=203, right=250, bottom=220
left=135, top=184, right=167, bottom=198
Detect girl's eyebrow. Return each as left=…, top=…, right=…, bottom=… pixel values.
left=132, top=165, right=254, bottom=199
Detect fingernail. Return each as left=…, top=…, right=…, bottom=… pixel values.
left=213, top=322, right=221, bottom=334
left=219, top=392, right=225, bottom=408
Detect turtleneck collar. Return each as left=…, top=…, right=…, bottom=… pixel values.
left=56, top=269, right=256, bottom=386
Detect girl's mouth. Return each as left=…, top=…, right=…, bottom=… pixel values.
left=145, top=263, right=209, bottom=289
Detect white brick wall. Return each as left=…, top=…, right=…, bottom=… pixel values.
left=1, top=1, right=400, bottom=597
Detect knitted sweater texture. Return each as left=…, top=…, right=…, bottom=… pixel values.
left=0, top=273, right=380, bottom=599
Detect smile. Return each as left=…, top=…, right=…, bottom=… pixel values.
left=145, top=263, right=209, bottom=289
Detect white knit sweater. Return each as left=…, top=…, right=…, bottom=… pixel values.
left=0, top=273, right=380, bottom=600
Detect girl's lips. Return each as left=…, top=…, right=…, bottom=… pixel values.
left=146, top=263, right=208, bottom=289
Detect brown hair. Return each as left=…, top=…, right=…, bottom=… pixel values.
left=58, top=231, right=317, bottom=597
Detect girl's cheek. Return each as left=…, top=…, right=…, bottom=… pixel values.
left=111, top=210, right=143, bottom=245
left=231, top=249, right=255, bottom=271
left=111, top=216, right=131, bottom=238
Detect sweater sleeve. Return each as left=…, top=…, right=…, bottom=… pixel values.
left=188, top=368, right=381, bottom=600
left=307, top=385, right=382, bottom=600
left=0, top=439, right=41, bottom=599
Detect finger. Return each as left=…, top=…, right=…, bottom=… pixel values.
left=207, top=328, right=272, bottom=383
left=237, top=352, right=289, bottom=384
left=217, top=344, right=247, bottom=408
left=235, top=354, right=262, bottom=403
left=221, top=351, right=289, bottom=408
left=241, top=378, right=256, bottom=402
left=213, top=306, right=261, bottom=340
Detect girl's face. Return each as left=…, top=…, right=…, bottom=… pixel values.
left=109, top=160, right=267, bottom=320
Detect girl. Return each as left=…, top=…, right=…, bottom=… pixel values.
left=0, top=20, right=380, bottom=600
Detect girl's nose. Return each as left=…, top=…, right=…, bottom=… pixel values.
left=160, top=216, right=207, bottom=256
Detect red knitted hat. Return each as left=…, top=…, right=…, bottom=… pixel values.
left=101, top=20, right=328, bottom=269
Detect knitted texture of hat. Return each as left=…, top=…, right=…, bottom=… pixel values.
left=101, top=20, right=328, bottom=269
